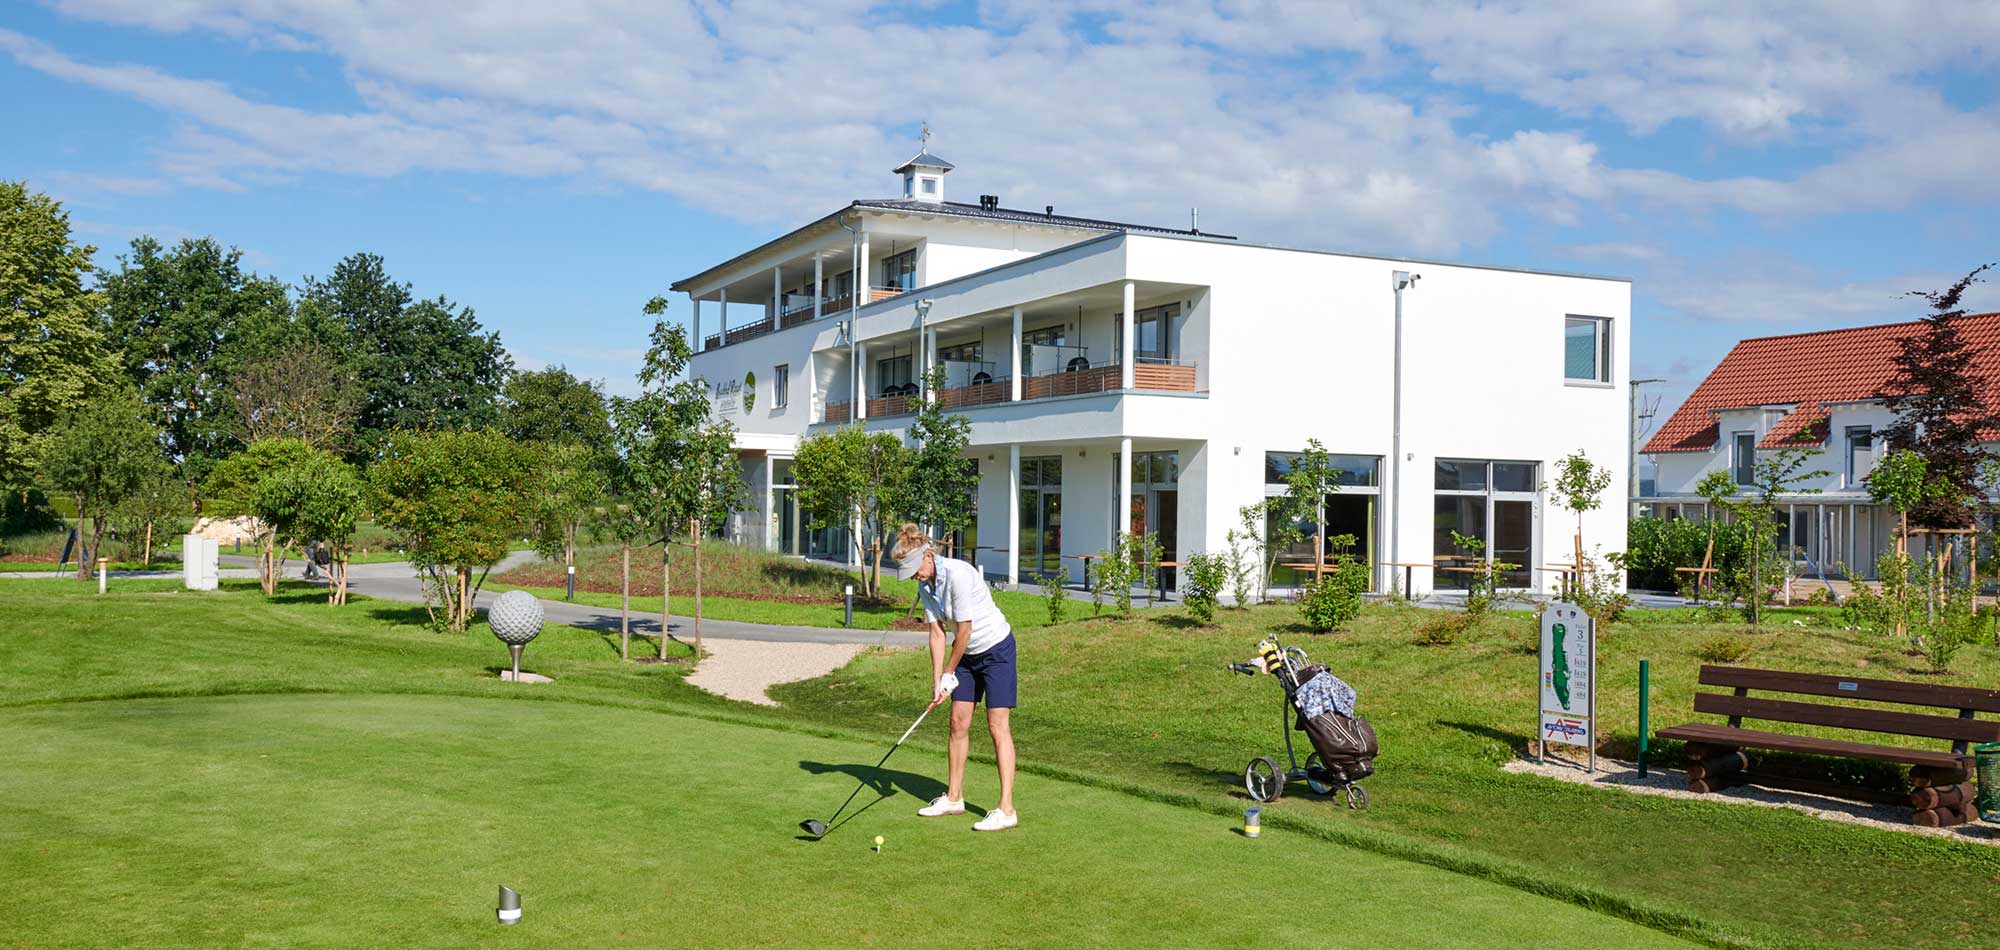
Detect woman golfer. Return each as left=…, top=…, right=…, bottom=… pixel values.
left=892, top=524, right=1018, bottom=831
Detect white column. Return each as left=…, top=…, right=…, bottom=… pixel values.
left=858, top=232, right=871, bottom=295
left=1010, top=305, right=1024, bottom=402
left=924, top=328, right=937, bottom=400
left=692, top=296, right=702, bottom=345
left=772, top=266, right=782, bottom=323
left=1118, top=436, right=1133, bottom=545
left=813, top=253, right=823, bottom=321
left=1007, top=444, right=1022, bottom=585
left=855, top=341, right=869, bottom=420
left=718, top=288, right=729, bottom=344
left=764, top=455, right=776, bottom=552
left=1120, top=280, right=1136, bottom=389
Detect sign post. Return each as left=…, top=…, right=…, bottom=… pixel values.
left=1538, top=602, right=1597, bottom=771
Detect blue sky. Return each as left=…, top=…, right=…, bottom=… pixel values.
left=5, top=1, right=1999, bottom=442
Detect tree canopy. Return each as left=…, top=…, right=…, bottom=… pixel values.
left=369, top=428, right=535, bottom=631
left=38, top=389, right=166, bottom=578
left=503, top=365, right=613, bottom=454
left=1878, top=264, right=1998, bottom=528
left=0, top=181, right=117, bottom=493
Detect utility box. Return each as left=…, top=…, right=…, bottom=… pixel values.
left=182, top=535, right=219, bottom=591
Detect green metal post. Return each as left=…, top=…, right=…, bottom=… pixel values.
left=1637, top=659, right=1651, bottom=778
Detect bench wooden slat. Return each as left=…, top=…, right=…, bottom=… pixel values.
left=1697, top=665, right=2000, bottom=713
left=1655, top=723, right=1971, bottom=770
left=1692, top=693, right=2000, bottom=743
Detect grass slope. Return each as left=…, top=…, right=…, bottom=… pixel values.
left=768, top=603, right=2000, bottom=950
left=0, top=693, right=1693, bottom=949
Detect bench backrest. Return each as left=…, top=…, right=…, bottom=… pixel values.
left=1695, top=665, right=2000, bottom=753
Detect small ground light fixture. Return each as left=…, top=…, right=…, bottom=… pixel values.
left=497, top=885, right=521, bottom=924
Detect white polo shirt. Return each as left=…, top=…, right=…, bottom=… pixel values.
left=918, top=556, right=1012, bottom=655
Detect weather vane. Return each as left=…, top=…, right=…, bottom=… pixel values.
left=920, top=121, right=931, bottom=149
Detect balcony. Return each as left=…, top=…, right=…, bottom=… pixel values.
left=819, top=357, right=1198, bottom=424
left=707, top=288, right=915, bottom=351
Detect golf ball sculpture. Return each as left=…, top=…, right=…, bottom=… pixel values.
left=489, top=589, right=544, bottom=680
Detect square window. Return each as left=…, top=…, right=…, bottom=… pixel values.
left=922, top=178, right=937, bottom=194
left=1435, top=459, right=1487, bottom=492
left=1565, top=316, right=1610, bottom=382
left=1493, top=462, right=1537, bottom=493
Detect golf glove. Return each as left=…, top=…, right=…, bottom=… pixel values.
left=935, top=672, right=959, bottom=698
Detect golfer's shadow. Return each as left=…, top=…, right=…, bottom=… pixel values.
left=795, top=760, right=979, bottom=838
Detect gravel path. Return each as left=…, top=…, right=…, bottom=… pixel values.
left=685, top=638, right=869, bottom=706
left=1504, top=754, right=1999, bottom=845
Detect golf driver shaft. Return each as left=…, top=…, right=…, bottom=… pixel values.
left=812, top=695, right=944, bottom=834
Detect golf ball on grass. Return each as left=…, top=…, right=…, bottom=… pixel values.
left=873, top=835, right=884, bottom=852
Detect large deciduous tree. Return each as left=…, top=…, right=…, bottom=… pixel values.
left=503, top=366, right=614, bottom=454
left=300, top=253, right=511, bottom=455
left=0, top=181, right=117, bottom=494
left=1878, top=264, right=1999, bottom=529
left=38, top=390, right=165, bottom=579
left=229, top=343, right=360, bottom=449
left=99, top=236, right=293, bottom=489
left=369, top=428, right=535, bottom=632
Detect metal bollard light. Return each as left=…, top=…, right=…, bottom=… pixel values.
left=1243, top=805, right=1261, bottom=838
left=97, top=558, right=107, bottom=594
left=566, top=564, right=575, bottom=601
left=496, top=885, right=521, bottom=925
left=844, top=585, right=853, bottom=627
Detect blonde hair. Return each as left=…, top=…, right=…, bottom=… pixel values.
left=891, top=523, right=933, bottom=560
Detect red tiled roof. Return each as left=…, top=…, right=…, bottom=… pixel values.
left=1644, top=313, right=2000, bottom=453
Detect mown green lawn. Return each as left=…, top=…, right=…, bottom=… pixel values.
left=768, top=602, right=2000, bottom=950
left=0, top=583, right=1707, bottom=949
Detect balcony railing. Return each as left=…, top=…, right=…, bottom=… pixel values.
left=710, top=287, right=914, bottom=350
left=819, top=358, right=1198, bottom=423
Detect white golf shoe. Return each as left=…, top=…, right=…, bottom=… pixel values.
left=971, top=809, right=1018, bottom=832
left=917, top=795, right=966, bottom=817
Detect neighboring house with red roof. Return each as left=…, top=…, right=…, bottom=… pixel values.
left=1638, top=313, right=2000, bottom=580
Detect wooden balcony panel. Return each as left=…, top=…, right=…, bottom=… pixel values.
left=866, top=395, right=914, bottom=417
left=870, top=287, right=906, bottom=302
left=823, top=401, right=851, bottom=423
left=1133, top=363, right=1197, bottom=392
left=1022, top=365, right=1120, bottom=400
left=938, top=381, right=1013, bottom=410
left=724, top=318, right=775, bottom=345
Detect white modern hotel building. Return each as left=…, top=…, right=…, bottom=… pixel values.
left=674, top=152, right=1633, bottom=596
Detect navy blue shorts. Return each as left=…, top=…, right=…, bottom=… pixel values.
left=950, top=634, right=1018, bottom=708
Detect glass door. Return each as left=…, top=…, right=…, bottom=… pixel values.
left=1019, top=457, right=1064, bottom=579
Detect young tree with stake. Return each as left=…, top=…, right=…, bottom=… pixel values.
left=38, top=390, right=163, bottom=579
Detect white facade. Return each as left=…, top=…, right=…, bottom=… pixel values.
left=675, top=163, right=1633, bottom=597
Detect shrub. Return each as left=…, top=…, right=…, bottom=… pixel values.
left=1414, top=611, right=1474, bottom=646
left=1573, top=550, right=1633, bottom=626
left=1695, top=634, right=1754, bottom=664
left=1914, top=584, right=1982, bottom=672
left=1805, top=586, right=1839, bottom=608
left=1297, top=556, right=1367, bottom=632
left=1037, top=571, right=1068, bottom=625
left=1180, top=552, right=1227, bottom=625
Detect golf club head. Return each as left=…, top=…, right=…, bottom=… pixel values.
left=799, top=818, right=828, bottom=837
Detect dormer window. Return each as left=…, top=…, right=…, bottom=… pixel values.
left=921, top=177, right=937, bottom=195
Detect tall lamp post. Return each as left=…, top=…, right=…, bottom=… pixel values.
left=1388, top=270, right=1420, bottom=594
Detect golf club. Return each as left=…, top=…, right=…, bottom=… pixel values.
left=800, top=694, right=945, bottom=838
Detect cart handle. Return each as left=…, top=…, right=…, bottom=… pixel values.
left=1227, top=663, right=1260, bottom=676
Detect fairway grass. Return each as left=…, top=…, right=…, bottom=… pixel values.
left=0, top=693, right=1694, bottom=949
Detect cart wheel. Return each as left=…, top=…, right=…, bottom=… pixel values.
left=1304, top=753, right=1334, bottom=796
left=1345, top=784, right=1370, bottom=810
left=1245, top=757, right=1285, bottom=802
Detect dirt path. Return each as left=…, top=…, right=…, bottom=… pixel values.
left=686, top=638, right=870, bottom=706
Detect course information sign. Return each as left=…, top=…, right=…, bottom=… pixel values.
left=1538, top=603, right=1596, bottom=769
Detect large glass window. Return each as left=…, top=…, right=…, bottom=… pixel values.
left=1564, top=316, right=1610, bottom=382
left=875, top=354, right=913, bottom=394
left=1121, top=304, right=1181, bottom=362
left=1732, top=432, right=1756, bottom=486
left=1433, top=459, right=1538, bottom=589
left=773, top=364, right=789, bottom=409
left=1019, top=457, right=1063, bottom=578
left=1263, top=451, right=1381, bottom=589
left=882, top=248, right=917, bottom=291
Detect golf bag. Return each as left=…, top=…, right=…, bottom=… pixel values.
left=1293, top=665, right=1377, bottom=783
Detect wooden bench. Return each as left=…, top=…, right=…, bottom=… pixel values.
left=1656, top=665, right=2000, bottom=826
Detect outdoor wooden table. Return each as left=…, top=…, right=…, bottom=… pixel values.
left=1381, top=561, right=1432, bottom=597
left=1138, top=560, right=1183, bottom=604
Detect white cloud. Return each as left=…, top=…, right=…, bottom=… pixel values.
left=11, top=0, right=2000, bottom=256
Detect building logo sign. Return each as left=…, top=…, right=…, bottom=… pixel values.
left=713, top=377, right=741, bottom=414
left=742, top=371, right=757, bottom=413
